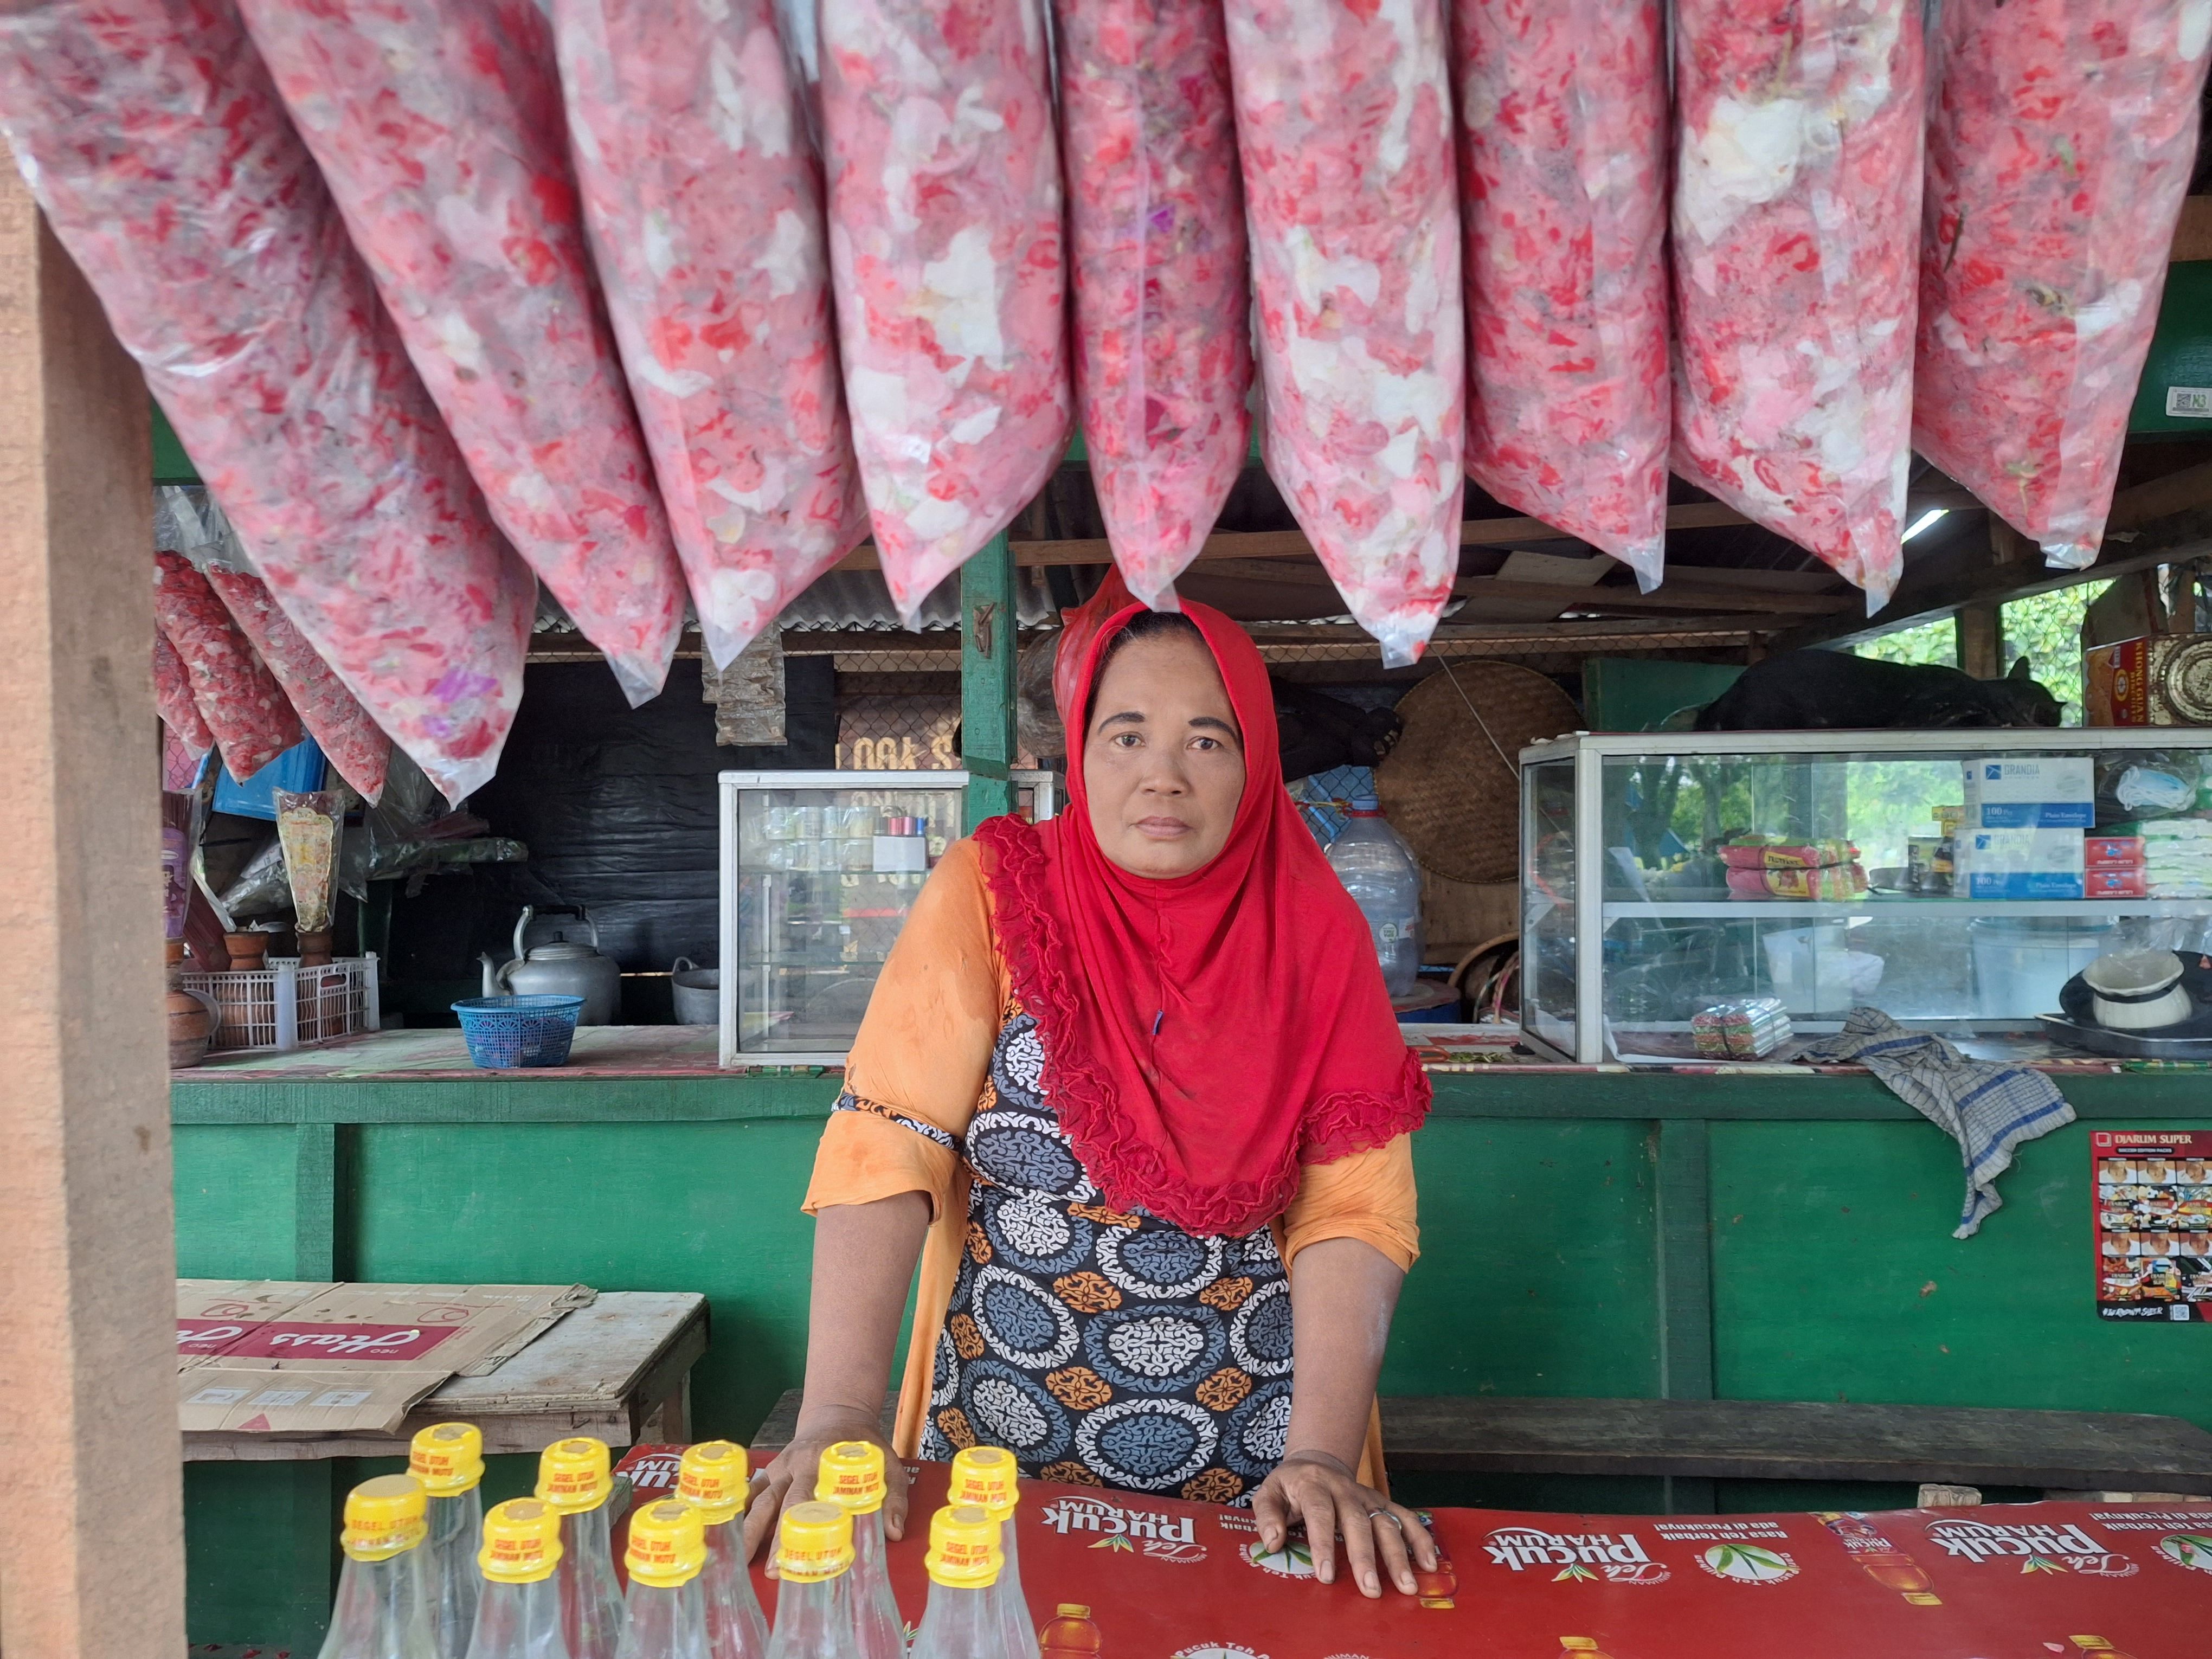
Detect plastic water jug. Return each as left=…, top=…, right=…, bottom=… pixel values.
left=1326, top=796, right=1424, bottom=996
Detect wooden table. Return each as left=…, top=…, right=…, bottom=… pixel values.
left=183, top=1290, right=707, bottom=1462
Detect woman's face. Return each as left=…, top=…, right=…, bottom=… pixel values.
left=1083, top=629, right=1246, bottom=878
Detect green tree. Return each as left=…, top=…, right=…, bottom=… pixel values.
left=1851, top=616, right=1956, bottom=668
left=2002, top=581, right=2111, bottom=724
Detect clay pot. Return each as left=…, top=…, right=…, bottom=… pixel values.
left=226, top=931, right=269, bottom=973
left=297, top=929, right=334, bottom=969
left=166, top=940, right=215, bottom=1069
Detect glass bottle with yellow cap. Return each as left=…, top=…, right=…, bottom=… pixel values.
left=677, top=1442, right=770, bottom=1659
left=465, top=1498, right=570, bottom=1659
left=537, top=1437, right=629, bottom=1659
left=614, top=1501, right=712, bottom=1659
left=949, top=1448, right=1035, bottom=1659
left=909, top=1507, right=1013, bottom=1659
left=318, top=1474, right=439, bottom=1659
left=764, top=1501, right=861, bottom=1659
left=813, top=1442, right=904, bottom=1659
left=411, top=1422, right=486, bottom=1659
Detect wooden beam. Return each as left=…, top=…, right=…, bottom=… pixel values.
left=1957, top=603, right=2002, bottom=679
left=2172, top=195, right=2212, bottom=264
left=0, top=185, right=185, bottom=1659
left=1194, top=556, right=1853, bottom=616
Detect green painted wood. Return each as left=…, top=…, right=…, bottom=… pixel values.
left=1711, top=1118, right=2212, bottom=1431
left=960, top=532, right=1017, bottom=822
left=1653, top=1120, right=1716, bottom=1513
left=174, top=1124, right=313, bottom=1278
left=292, top=1123, right=343, bottom=1281
left=185, top=1462, right=338, bottom=1649
left=169, top=1065, right=2212, bottom=1126
left=152, top=397, right=201, bottom=483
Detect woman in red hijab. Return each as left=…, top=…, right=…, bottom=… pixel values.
left=749, top=596, right=1437, bottom=1598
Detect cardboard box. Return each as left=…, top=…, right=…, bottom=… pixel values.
left=176, top=1280, right=594, bottom=1435
left=1961, top=827, right=2085, bottom=899
left=1963, top=756, right=2094, bottom=829
left=2084, top=635, right=2212, bottom=725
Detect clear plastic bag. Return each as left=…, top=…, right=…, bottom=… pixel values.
left=1054, top=0, right=1250, bottom=610
left=1224, top=0, right=1466, bottom=666
left=236, top=0, right=687, bottom=703
left=152, top=551, right=302, bottom=782
left=1670, top=0, right=1925, bottom=609
left=1454, top=0, right=1668, bottom=590
left=818, top=0, right=1073, bottom=622
left=0, top=0, right=533, bottom=804
left=553, top=0, right=869, bottom=671
left=1913, top=0, right=2212, bottom=571
left=153, top=627, right=214, bottom=762
left=273, top=789, right=344, bottom=935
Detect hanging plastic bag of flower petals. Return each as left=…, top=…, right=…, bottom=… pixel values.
left=238, top=0, right=689, bottom=703
left=1914, top=0, right=2212, bottom=571
left=553, top=0, right=869, bottom=671
left=1055, top=0, right=1251, bottom=610
left=818, top=0, right=1073, bottom=622
left=154, top=552, right=303, bottom=783
left=205, top=565, right=391, bottom=803
left=1224, top=0, right=1466, bottom=666
left=153, top=627, right=216, bottom=766
left=0, top=0, right=533, bottom=803
left=1670, top=0, right=1924, bottom=609
left=1453, top=0, right=1669, bottom=590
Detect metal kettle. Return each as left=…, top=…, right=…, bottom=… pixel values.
left=481, top=906, right=622, bottom=1026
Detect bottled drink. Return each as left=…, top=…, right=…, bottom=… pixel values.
left=1037, top=1605, right=1100, bottom=1658
left=909, top=1507, right=1008, bottom=1659
left=617, top=1501, right=712, bottom=1659
left=766, top=1501, right=859, bottom=1659
left=1324, top=797, right=1423, bottom=996
left=1813, top=1513, right=1942, bottom=1606
left=320, top=1474, right=439, bottom=1659
left=538, top=1437, right=629, bottom=1659
left=412, top=1422, right=487, bottom=1659
left=467, top=1499, right=571, bottom=1659
left=2070, top=1641, right=2139, bottom=1659
left=1558, top=1643, right=1617, bottom=1659
left=677, top=1441, right=770, bottom=1659
left=813, top=1442, right=904, bottom=1659
left=949, top=1446, right=1034, bottom=1659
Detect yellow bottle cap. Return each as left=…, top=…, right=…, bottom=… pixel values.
left=948, top=1445, right=1017, bottom=1516
left=1057, top=1605, right=1090, bottom=1618
left=627, top=1500, right=709, bottom=1589
left=925, top=1504, right=1002, bottom=1588
left=479, top=1499, right=564, bottom=1584
left=678, top=1441, right=749, bottom=1526
left=775, top=1501, right=855, bottom=1583
left=409, top=1422, right=485, bottom=1496
left=341, top=1474, right=428, bottom=1561
left=536, top=1437, right=613, bottom=1514
left=815, top=1441, right=888, bottom=1515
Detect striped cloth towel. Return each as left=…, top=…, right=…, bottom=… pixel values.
left=1797, top=1007, right=2075, bottom=1238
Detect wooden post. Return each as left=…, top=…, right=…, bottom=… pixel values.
left=961, top=532, right=1018, bottom=823
left=0, top=182, right=185, bottom=1657
left=1956, top=602, right=2002, bottom=679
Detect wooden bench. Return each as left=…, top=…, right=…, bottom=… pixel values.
left=751, top=1388, right=2212, bottom=1497
left=184, top=1290, right=708, bottom=1462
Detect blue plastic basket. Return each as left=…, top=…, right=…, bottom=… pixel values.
left=451, top=995, right=585, bottom=1069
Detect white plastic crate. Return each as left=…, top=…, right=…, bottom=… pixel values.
left=182, top=954, right=381, bottom=1053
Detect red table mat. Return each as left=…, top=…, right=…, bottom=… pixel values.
left=615, top=1447, right=2212, bottom=1657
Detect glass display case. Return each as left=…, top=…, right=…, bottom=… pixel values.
left=1520, top=731, right=2212, bottom=1063
left=717, top=770, right=1057, bottom=1065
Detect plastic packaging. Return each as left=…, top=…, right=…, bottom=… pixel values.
left=409, top=1423, right=485, bottom=1659
left=236, top=0, right=687, bottom=704
left=320, top=1475, right=438, bottom=1659
left=618, top=1502, right=712, bottom=1659
left=275, top=790, right=345, bottom=935
left=153, top=551, right=302, bottom=782
left=676, top=1443, right=770, bottom=1659
left=1914, top=0, right=2212, bottom=570
left=1326, top=796, right=1424, bottom=996
left=0, top=0, right=534, bottom=805
left=1054, top=0, right=1250, bottom=609
left=818, top=0, right=1073, bottom=622
left=468, top=1499, right=568, bottom=1659
left=1669, top=0, right=1924, bottom=609
left=537, top=1438, right=628, bottom=1659
left=205, top=565, right=391, bottom=805
left=153, top=627, right=215, bottom=762
left=1224, top=0, right=1465, bottom=667
left=815, top=1443, right=904, bottom=1659
left=948, top=1447, right=1033, bottom=1659
left=907, top=1507, right=1006, bottom=1659
left=766, top=1502, right=861, bottom=1659
left=1452, top=0, right=1668, bottom=589
left=552, top=0, right=869, bottom=671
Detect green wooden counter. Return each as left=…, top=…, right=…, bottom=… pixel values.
left=171, top=1029, right=2210, bottom=1645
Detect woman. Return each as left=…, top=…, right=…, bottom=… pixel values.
left=745, top=597, right=1438, bottom=1597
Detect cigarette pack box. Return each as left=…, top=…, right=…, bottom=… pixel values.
left=2085, top=835, right=2146, bottom=869
left=2084, top=867, right=2150, bottom=898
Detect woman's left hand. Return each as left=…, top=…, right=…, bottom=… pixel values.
left=1251, top=1449, right=1438, bottom=1598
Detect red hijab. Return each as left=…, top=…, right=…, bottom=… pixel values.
left=975, top=590, right=1430, bottom=1237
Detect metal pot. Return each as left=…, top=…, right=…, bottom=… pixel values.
left=669, top=957, right=720, bottom=1026
left=483, top=906, right=622, bottom=1025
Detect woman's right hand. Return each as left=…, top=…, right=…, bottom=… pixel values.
left=741, top=1405, right=911, bottom=1568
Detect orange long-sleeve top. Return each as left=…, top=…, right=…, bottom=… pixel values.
left=802, top=837, right=1420, bottom=1480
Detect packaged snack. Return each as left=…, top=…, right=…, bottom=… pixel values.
left=1693, top=996, right=1794, bottom=1059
